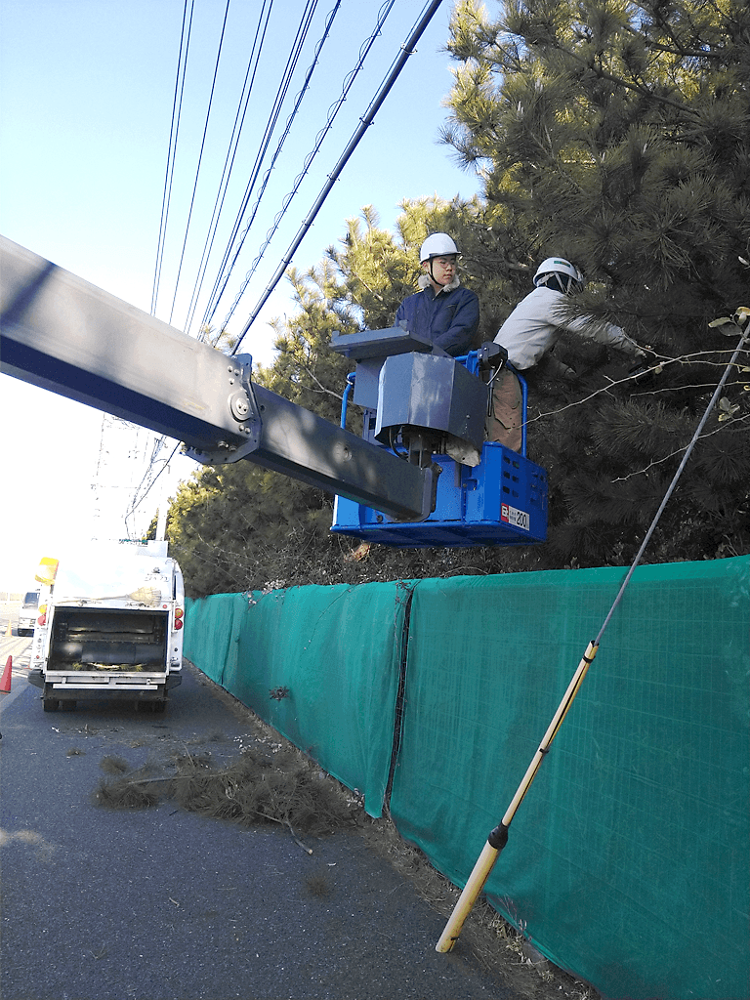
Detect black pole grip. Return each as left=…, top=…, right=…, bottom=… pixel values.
left=487, top=821, right=509, bottom=851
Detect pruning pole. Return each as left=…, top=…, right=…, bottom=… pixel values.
left=436, top=310, right=749, bottom=955
left=436, top=639, right=598, bottom=952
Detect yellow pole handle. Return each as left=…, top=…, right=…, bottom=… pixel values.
left=436, top=840, right=501, bottom=952
left=435, top=641, right=599, bottom=953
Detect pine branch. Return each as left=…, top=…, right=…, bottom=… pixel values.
left=527, top=351, right=750, bottom=427
left=620, top=23, right=726, bottom=63
left=611, top=411, right=750, bottom=483
left=544, top=36, right=704, bottom=117
left=296, top=363, right=344, bottom=400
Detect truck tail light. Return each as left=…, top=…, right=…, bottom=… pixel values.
left=38, top=613, right=46, bottom=626
left=174, top=619, right=183, bottom=630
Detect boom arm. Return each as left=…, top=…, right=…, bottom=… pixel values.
left=0, top=235, right=434, bottom=520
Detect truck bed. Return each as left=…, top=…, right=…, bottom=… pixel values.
left=49, top=606, right=169, bottom=667
left=32, top=605, right=181, bottom=711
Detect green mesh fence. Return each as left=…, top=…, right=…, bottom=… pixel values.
left=183, top=591, right=247, bottom=687
left=187, top=582, right=414, bottom=818
left=184, top=557, right=749, bottom=1000
left=389, top=558, right=749, bottom=1000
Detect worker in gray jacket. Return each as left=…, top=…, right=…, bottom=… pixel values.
left=488, top=257, right=646, bottom=451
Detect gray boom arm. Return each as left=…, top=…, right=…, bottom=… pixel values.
left=0, top=235, right=434, bottom=520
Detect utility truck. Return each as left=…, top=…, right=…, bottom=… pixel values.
left=28, top=541, right=185, bottom=713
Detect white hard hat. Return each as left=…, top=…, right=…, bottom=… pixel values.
left=533, top=257, right=584, bottom=293
left=420, top=233, right=460, bottom=263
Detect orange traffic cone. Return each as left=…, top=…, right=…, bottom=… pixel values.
left=0, top=656, right=11, bottom=693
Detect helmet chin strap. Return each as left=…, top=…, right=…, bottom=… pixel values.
left=428, top=259, right=449, bottom=288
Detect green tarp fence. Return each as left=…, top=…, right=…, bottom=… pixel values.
left=187, top=581, right=414, bottom=815
left=184, top=557, right=749, bottom=1000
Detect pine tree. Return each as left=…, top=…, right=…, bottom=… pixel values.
left=440, top=0, right=750, bottom=563
left=167, top=11, right=750, bottom=594
left=255, top=262, right=355, bottom=427
left=166, top=200, right=540, bottom=595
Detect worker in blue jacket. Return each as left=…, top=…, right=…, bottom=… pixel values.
left=395, top=233, right=479, bottom=356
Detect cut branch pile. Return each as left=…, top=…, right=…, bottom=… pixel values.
left=92, top=747, right=359, bottom=840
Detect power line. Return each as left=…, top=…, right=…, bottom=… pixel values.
left=124, top=439, right=182, bottom=532
left=133, top=1, right=444, bottom=529
left=151, top=0, right=195, bottom=316
left=181, top=0, right=278, bottom=339
left=232, top=0, right=445, bottom=353
left=167, top=0, right=233, bottom=325
left=200, top=0, right=324, bottom=334
left=213, top=0, right=396, bottom=340
left=200, top=0, right=346, bottom=340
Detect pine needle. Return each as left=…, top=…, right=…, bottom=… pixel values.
left=91, top=748, right=358, bottom=836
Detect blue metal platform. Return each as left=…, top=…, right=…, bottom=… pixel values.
left=329, top=335, right=549, bottom=548
left=331, top=441, right=548, bottom=548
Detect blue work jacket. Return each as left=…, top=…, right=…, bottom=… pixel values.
left=395, top=282, right=479, bottom=357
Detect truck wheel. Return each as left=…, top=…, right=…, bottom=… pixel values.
left=153, top=700, right=166, bottom=714
left=43, top=685, right=59, bottom=712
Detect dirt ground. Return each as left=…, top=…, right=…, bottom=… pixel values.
left=187, top=665, right=601, bottom=1000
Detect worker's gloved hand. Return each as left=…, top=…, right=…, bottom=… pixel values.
left=540, top=353, right=576, bottom=381
left=627, top=361, right=655, bottom=384
left=622, top=345, right=661, bottom=384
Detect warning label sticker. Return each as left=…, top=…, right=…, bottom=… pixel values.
left=501, top=503, right=530, bottom=531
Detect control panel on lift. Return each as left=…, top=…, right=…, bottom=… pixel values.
left=329, top=327, right=548, bottom=548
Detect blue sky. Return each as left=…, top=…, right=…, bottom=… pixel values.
left=0, top=0, right=484, bottom=589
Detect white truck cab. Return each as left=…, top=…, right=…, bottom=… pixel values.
left=18, top=590, right=39, bottom=636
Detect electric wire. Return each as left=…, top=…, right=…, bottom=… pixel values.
left=200, top=0, right=323, bottom=335
left=131, top=0, right=194, bottom=535
left=199, top=0, right=345, bottom=343
left=125, top=434, right=168, bottom=522
left=131, top=2, right=441, bottom=525
left=151, top=0, right=195, bottom=316
left=181, top=0, right=277, bottom=340
left=167, top=0, right=233, bottom=325
left=212, top=0, right=396, bottom=341
left=130, top=1, right=391, bottom=524
left=124, top=440, right=182, bottom=533
left=231, top=0, right=444, bottom=353
left=136, top=2, right=273, bottom=524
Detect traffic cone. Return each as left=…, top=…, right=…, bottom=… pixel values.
left=0, top=656, right=11, bottom=693
left=4, top=621, right=11, bottom=636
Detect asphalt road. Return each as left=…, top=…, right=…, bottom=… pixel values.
left=0, top=621, right=520, bottom=1000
